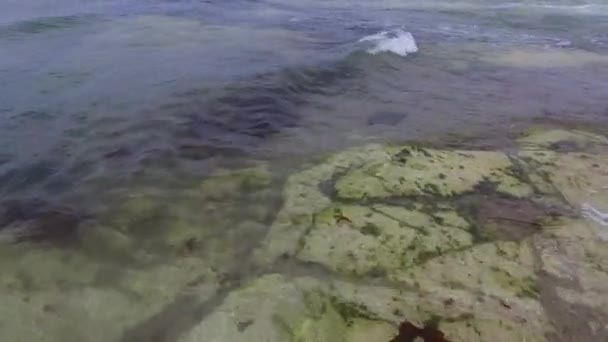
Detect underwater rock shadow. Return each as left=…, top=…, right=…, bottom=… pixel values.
left=171, top=61, right=360, bottom=158
left=0, top=198, right=86, bottom=243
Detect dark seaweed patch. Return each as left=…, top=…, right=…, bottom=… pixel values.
left=504, top=160, right=529, bottom=183
left=422, top=183, right=441, bottom=196
left=330, top=297, right=377, bottom=325
left=0, top=199, right=85, bottom=243
left=431, top=215, right=445, bottom=225
left=389, top=318, right=451, bottom=342
left=333, top=207, right=353, bottom=225
left=548, top=140, right=581, bottom=153
left=410, top=146, right=433, bottom=158
left=360, top=222, right=381, bottom=236
left=237, top=319, right=254, bottom=332
left=366, top=266, right=387, bottom=278
left=1, top=16, right=85, bottom=37
left=0, top=160, right=60, bottom=193
left=517, top=277, right=541, bottom=300
left=103, top=147, right=132, bottom=159
left=175, top=62, right=358, bottom=153
left=177, top=143, right=242, bottom=161
left=415, top=250, right=441, bottom=264
left=392, top=148, right=412, bottom=165
left=472, top=179, right=499, bottom=195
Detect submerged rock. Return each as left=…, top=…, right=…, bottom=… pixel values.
left=296, top=203, right=473, bottom=277
left=0, top=199, right=85, bottom=243
left=0, top=164, right=277, bottom=341
left=0, top=243, right=220, bottom=342
left=180, top=274, right=397, bottom=342
left=199, top=164, right=272, bottom=198
left=4, top=129, right=608, bottom=341
left=334, top=146, right=532, bottom=200
left=253, top=130, right=608, bottom=341
left=100, top=163, right=275, bottom=262
left=516, top=129, right=608, bottom=340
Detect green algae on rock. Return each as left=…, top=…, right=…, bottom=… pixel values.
left=330, top=277, right=549, bottom=342
left=179, top=271, right=549, bottom=342
left=393, top=240, right=539, bottom=300
left=0, top=164, right=278, bottom=342
left=255, top=145, right=391, bottom=264
left=99, top=163, right=276, bottom=263
left=517, top=128, right=608, bottom=152
left=6, top=129, right=608, bottom=342
left=297, top=204, right=473, bottom=277
left=199, top=164, right=272, bottom=198
left=180, top=274, right=396, bottom=342
left=198, top=129, right=608, bottom=342
left=334, top=146, right=532, bottom=200
left=255, top=144, right=535, bottom=265
left=253, top=136, right=599, bottom=341
left=515, top=129, right=608, bottom=340
left=0, top=243, right=220, bottom=342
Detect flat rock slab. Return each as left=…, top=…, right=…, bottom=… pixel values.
left=252, top=129, right=608, bottom=341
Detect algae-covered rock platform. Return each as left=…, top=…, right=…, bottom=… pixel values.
left=252, top=128, right=608, bottom=342
left=2, top=129, right=608, bottom=341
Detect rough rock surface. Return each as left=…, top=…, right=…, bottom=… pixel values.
left=517, top=129, right=608, bottom=340
left=4, top=130, right=608, bottom=341
left=0, top=165, right=275, bottom=341
left=247, top=129, right=608, bottom=341
left=181, top=274, right=397, bottom=342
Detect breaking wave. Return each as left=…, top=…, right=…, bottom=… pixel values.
left=359, top=28, right=418, bottom=57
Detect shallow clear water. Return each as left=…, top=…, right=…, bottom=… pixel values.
left=1, top=0, right=608, bottom=340
left=1, top=0, right=607, bottom=201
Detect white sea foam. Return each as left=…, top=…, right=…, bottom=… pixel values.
left=359, top=28, right=418, bottom=57
left=581, top=202, right=608, bottom=240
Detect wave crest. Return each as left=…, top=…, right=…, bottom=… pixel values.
left=359, top=28, right=418, bottom=57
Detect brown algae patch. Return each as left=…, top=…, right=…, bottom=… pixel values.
left=389, top=320, right=451, bottom=342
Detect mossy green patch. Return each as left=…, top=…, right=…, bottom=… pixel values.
left=517, top=276, right=540, bottom=299
left=360, top=223, right=381, bottom=237
left=329, top=296, right=378, bottom=324
left=489, top=266, right=540, bottom=300
left=199, top=164, right=272, bottom=197
left=334, top=147, right=533, bottom=200
left=297, top=204, right=473, bottom=277
left=517, top=129, right=608, bottom=151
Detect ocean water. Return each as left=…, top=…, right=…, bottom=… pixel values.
left=1, top=0, right=608, bottom=340
left=1, top=0, right=608, bottom=202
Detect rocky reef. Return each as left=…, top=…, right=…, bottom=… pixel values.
left=0, top=164, right=277, bottom=341
left=250, top=128, right=608, bottom=341
left=2, top=129, right=608, bottom=341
